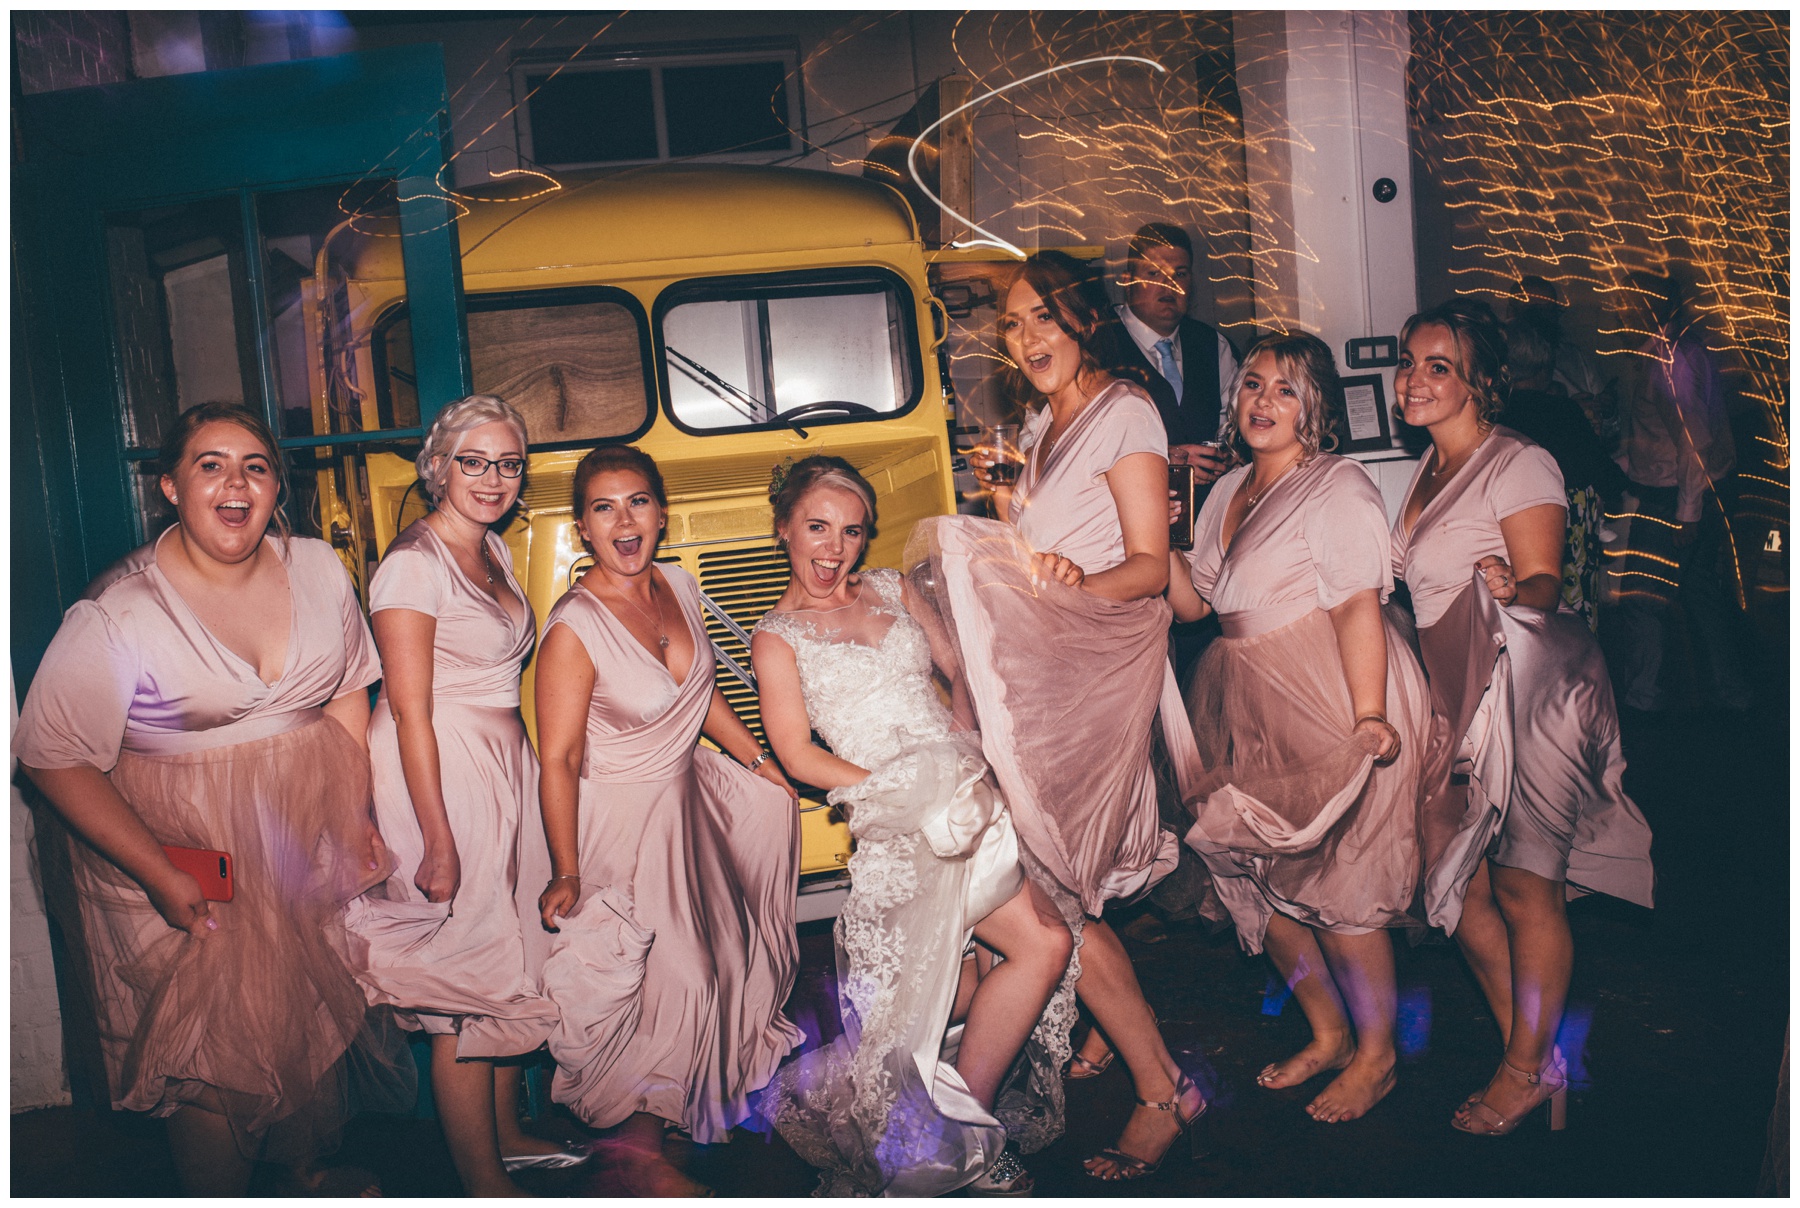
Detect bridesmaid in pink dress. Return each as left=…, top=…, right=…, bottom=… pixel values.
left=534, top=444, right=803, bottom=1196
left=919, top=253, right=1206, bottom=1182
left=1392, top=300, right=1654, bottom=1135
left=343, top=396, right=575, bottom=1195
left=14, top=404, right=408, bottom=1196
left=1168, top=333, right=1433, bottom=1124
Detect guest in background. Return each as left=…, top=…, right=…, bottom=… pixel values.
left=1103, top=224, right=1245, bottom=713
left=344, top=395, right=580, bottom=1196
left=1105, top=222, right=1242, bottom=484
left=1610, top=271, right=1751, bottom=711
left=1509, top=275, right=1617, bottom=443
left=1501, top=314, right=1629, bottom=629
left=14, top=403, right=410, bottom=1196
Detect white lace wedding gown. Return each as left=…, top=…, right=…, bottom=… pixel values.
left=753, top=569, right=1077, bottom=1197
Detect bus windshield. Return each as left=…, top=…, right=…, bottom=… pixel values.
left=657, top=270, right=920, bottom=433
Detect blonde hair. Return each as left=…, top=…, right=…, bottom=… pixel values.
left=769, top=455, right=877, bottom=547
left=1225, top=331, right=1344, bottom=462
left=416, top=394, right=530, bottom=504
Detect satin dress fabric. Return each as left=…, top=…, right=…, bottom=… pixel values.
left=537, top=565, right=802, bottom=1142
left=1394, top=427, right=1654, bottom=933
left=343, top=521, right=558, bottom=1057
left=1177, top=456, right=1437, bottom=953
left=907, top=380, right=1193, bottom=919
left=13, top=532, right=413, bottom=1160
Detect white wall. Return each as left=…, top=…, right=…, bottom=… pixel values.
left=12, top=683, right=71, bottom=1112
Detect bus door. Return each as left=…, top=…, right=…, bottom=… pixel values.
left=14, top=45, right=472, bottom=683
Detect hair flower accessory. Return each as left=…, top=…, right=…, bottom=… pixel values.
left=768, top=456, right=800, bottom=503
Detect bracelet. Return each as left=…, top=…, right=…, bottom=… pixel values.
left=746, top=751, right=772, bottom=773
left=548, top=873, right=580, bottom=883
left=1354, top=713, right=1390, bottom=726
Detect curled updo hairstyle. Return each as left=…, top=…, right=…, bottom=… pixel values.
left=1226, top=331, right=1345, bottom=462
left=416, top=394, right=530, bottom=504
left=160, top=401, right=292, bottom=541
left=571, top=443, right=667, bottom=515
left=769, top=455, right=878, bottom=547
left=1401, top=299, right=1510, bottom=425
left=997, top=251, right=1110, bottom=398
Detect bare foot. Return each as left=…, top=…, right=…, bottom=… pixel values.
left=1082, top=1076, right=1205, bottom=1181
left=1305, top=1051, right=1397, bottom=1123
left=1256, top=1032, right=1354, bottom=1090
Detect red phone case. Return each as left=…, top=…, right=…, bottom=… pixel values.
left=162, top=845, right=235, bottom=902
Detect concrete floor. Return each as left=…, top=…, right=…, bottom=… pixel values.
left=11, top=699, right=1787, bottom=1198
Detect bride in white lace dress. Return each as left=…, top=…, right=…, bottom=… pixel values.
left=751, top=457, right=1076, bottom=1197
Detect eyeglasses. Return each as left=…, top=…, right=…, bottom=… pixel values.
left=454, top=455, right=525, bottom=479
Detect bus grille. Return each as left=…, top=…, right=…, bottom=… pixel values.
left=697, top=543, right=792, bottom=741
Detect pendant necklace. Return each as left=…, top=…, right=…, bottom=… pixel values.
left=612, top=579, right=669, bottom=649
left=1245, top=455, right=1303, bottom=509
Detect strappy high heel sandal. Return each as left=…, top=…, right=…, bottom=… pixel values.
left=1066, top=1030, right=1116, bottom=1080
left=1452, top=1053, right=1568, bottom=1135
left=1083, top=1072, right=1208, bottom=1181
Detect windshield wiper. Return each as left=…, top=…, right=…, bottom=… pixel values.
left=665, top=346, right=808, bottom=437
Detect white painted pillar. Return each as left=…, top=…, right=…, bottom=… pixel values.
left=1235, top=10, right=1422, bottom=515
left=11, top=680, right=71, bottom=1112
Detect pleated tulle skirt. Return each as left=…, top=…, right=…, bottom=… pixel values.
left=80, top=717, right=415, bottom=1161
left=1182, top=607, right=1435, bottom=952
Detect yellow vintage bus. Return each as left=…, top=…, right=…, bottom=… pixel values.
left=306, top=165, right=960, bottom=916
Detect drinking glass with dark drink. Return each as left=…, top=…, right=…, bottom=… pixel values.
left=974, top=423, right=1024, bottom=485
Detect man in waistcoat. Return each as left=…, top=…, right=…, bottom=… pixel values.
left=1105, top=222, right=1242, bottom=486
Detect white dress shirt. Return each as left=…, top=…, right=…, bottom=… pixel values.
left=1115, top=303, right=1240, bottom=437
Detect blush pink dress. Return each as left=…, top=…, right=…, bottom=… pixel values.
left=1394, top=427, right=1654, bottom=932
left=1179, top=455, right=1437, bottom=952
left=13, top=531, right=412, bottom=1161
left=538, top=566, right=801, bottom=1142
left=343, top=521, right=558, bottom=1057
left=906, top=380, right=1189, bottom=918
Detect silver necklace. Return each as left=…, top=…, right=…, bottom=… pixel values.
left=791, top=578, right=865, bottom=616
left=1245, top=455, right=1303, bottom=509
left=609, top=579, right=669, bottom=650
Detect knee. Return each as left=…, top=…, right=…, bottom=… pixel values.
left=1490, top=869, right=1564, bottom=920
left=1023, top=916, right=1074, bottom=977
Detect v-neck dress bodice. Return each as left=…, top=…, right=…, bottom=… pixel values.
left=1009, top=379, right=1169, bottom=576
left=17, top=533, right=381, bottom=765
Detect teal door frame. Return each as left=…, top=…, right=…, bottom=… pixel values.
left=13, top=44, right=473, bottom=688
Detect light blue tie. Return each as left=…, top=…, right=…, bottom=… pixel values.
left=1154, top=337, right=1184, bottom=399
